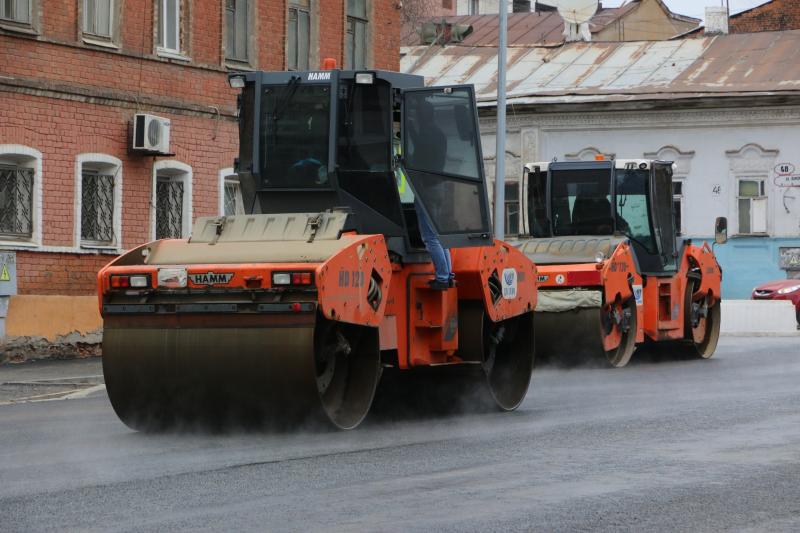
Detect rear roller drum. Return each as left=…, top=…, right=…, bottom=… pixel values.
left=535, top=297, right=636, bottom=368
left=459, top=303, right=535, bottom=411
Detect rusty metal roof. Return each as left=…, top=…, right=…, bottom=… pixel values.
left=400, top=30, right=800, bottom=106
left=403, top=6, right=636, bottom=47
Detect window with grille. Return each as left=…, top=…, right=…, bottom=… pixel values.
left=0, top=165, right=33, bottom=240
left=225, top=0, right=248, bottom=62
left=737, top=178, right=767, bottom=234
left=157, top=0, right=180, bottom=53
left=156, top=176, right=184, bottom=239
left=223, top=176, right=244, bottom=216
left=345, top=0, right=367, bottom=69
left=81, top=170, right=115, bottom=245
left=672, top=180, right=683, bottom=236
left=287, top=0, right=310, bottom=71
left=83, top=0, right=113, bottom=39
left=0, top=0, right=31, bottom=24
left=504, top=181, right=519, bottom=236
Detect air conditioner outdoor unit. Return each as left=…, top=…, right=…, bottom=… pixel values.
left=132, top=113, right=171, bottom=154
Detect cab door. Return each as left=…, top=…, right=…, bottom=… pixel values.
left=401, top=86, right=492, bottom=249
left=649, top=162, right=678, bottom=270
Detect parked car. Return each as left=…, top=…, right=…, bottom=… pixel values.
left=752, top=279, right=800, bottom=326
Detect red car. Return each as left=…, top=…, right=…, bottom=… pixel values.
left=752, top=279, right=800, bottom=325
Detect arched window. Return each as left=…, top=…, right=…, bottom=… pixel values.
left=0, top=145, right=42, bottom=247
left=219, top=167, right=244, bottom=216
left=152, top=160, right=192, bottom=240
left=76, top=154, right=122, bottom=249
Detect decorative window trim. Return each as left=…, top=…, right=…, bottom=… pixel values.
left=564, top=147, right=615, bottom=162
left=0, top=144, right=42, bottom=249
left=75, top=153, right=123, bottom=252
left=78, top=0, right=121, bottom=49
left=726, top=143, right=778, bottom=236
left=151, top=160, right=192, bottom=240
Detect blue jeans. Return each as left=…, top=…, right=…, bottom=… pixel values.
left=416, top=200, right=452, bottom=283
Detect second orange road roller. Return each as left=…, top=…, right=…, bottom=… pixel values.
left=97, top=68, right=538, bottom=431
left=515, top=159, right=725, bottom=368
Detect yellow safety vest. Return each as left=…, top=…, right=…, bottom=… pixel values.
left=393, top=140, right=415, bottom=203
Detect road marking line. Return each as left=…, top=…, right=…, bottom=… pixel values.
left=0, top=384, right=107, bottom=406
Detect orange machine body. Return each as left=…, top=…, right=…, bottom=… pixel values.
left=534, top=240, right=721, bottom=351
left=98, top=235, right=537, bottom=370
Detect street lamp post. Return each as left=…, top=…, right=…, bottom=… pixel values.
left=493, top=0, right=508, bottom=240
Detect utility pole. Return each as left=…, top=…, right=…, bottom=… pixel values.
left=494, top=0, right=508, bottom=240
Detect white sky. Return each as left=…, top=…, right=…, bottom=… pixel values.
left=600, top=0, right=770, bottom=21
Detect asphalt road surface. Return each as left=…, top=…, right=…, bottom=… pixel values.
left=1, top=337, right=799, bottom=532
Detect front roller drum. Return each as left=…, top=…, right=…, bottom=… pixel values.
left=535, top=298, right=637, bottom=368
left=679, top=275, right=721, bottom=359
left=102, top=313, right=381, bottom=431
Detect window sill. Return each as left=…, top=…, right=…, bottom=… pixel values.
left=225, top=60, right=255, bottom=72
left=0, top=21, right=38, bottom=36
left=733, top=233, right=770, bottom=238
left=81, top=243, right=119, bottom=253
left=82, top=36, right=119, bottom=50
left=156, top=48, right=191, bottom=62
left=0, top=239, right=39, bottom=250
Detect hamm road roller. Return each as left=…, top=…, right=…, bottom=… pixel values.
left=97, top=68, right=537, bottom=430
left=515, top=159, right=724, bottom=367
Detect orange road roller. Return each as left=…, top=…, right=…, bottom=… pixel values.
left=97, top=69, right=538, bottom=431
left=515, top=159, right=724, bottom=367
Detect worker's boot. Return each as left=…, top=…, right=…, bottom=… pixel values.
left=428, top=279, right=450, bottom=290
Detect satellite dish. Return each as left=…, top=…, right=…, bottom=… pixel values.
left=552, top=0, right=599, bottom=25
left=538, top=0, right=598, bottom=41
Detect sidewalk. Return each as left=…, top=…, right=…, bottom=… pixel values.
left=0, top=357, right=104, bottom=405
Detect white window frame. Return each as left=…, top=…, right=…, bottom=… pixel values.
left=736, top=177, right=768, bottom=236
left=672, top=179, right=684, bottom=236
left=156, top=0, right=188, bottom=60
left=0, top=145, right=42, bottom=249
left=726, top=143, right=778, bottom=237
left=75, top=154, right=123, bottom=251
left=0, top=0, right=34, bottom=32
left=218, top=167, right=244, bottom=216
left=504, top=180, right=520, bottom=237
left=80, top=0, right=119, bottom=48
left=151, top=160, right=192, bottom=240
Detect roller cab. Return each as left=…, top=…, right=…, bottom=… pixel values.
left=516, top=159, right=722, bottom=367
left=98, top=68, right=538, bottom=431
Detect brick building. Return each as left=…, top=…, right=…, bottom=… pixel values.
left=0, top=0, right=400, bottom=353
left=729, top=0, right=800, bottom=33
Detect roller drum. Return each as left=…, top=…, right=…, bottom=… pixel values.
left=102, top=314, right=381, bottom=431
